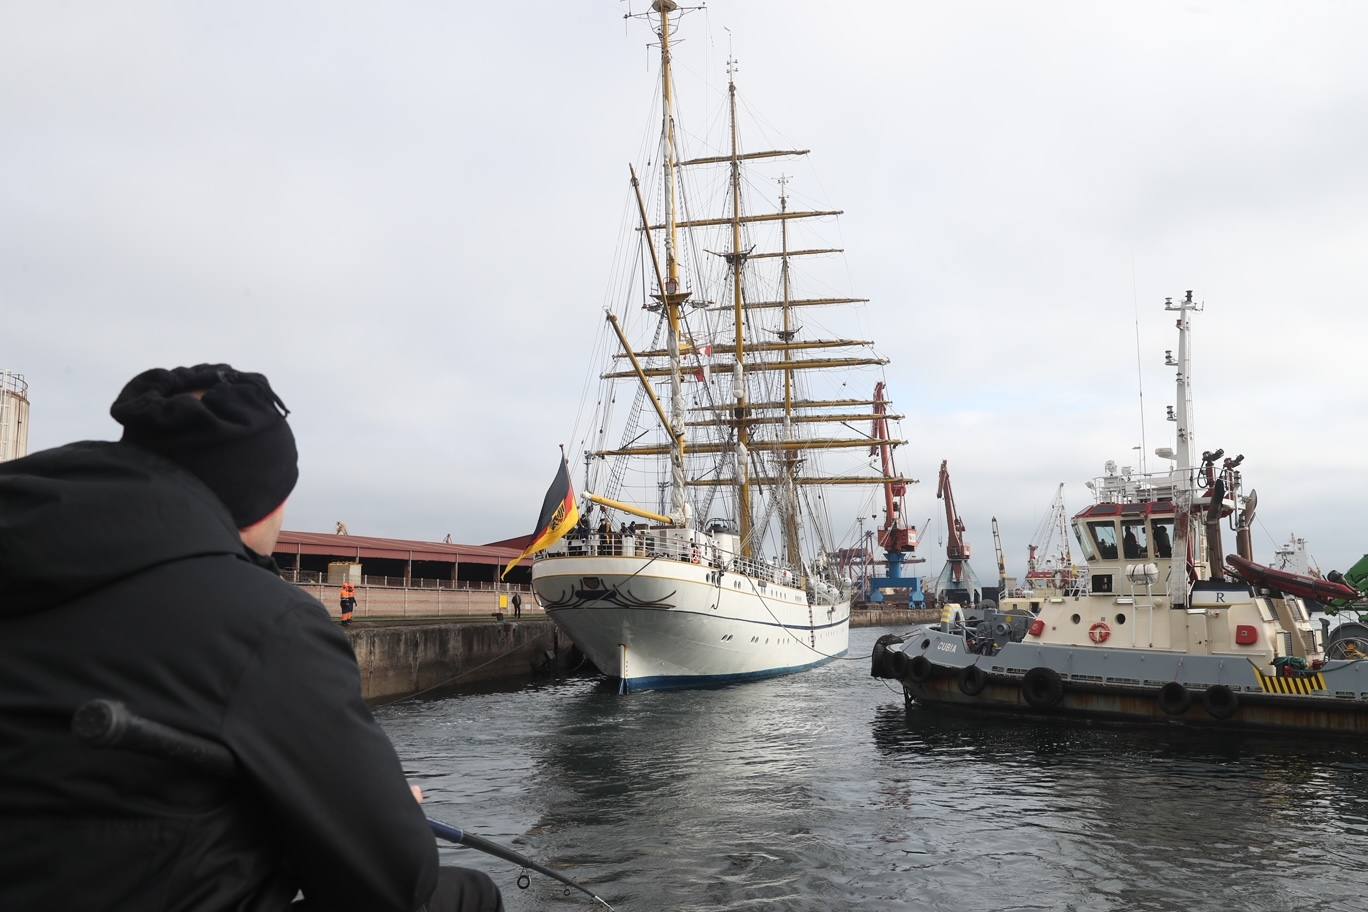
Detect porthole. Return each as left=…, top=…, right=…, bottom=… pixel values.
left=920, top=639, right=931, bottom=650
left=1070, top=613, right=1082, bottom=624
left=1115, top=613, right=1127, bottom=625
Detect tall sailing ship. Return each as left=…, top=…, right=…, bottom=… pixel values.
left=529, top=1, right=908, bottom=692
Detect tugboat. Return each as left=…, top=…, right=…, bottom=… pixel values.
left=872, top=291, right=1368, bottom=734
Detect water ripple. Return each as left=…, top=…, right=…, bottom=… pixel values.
left=379, top=628, right=1368, bottom=911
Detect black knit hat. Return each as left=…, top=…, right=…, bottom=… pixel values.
left=110, top=364, right=298, bottom=527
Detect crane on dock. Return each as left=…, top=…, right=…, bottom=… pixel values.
left=861, top=382, right=924, bottom=606
left=933, top=459, right=982, bottom=610
left=1025, top=483, right=1085, bottom=592
left=991, top=516, right=1008, bottom=597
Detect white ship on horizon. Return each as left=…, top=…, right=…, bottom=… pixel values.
left=530, top=1, right=908, bottom=692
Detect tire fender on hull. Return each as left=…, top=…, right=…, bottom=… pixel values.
left=886, top=650, right=912, bottom=679
left=1157, top=681, right=1193, bottom=716
left=1203, top=684, right=1239, bottom=719
left=1021, top=667, right=1064, bottom=709
left=906, top=654, right=934, bottom=683
left=958, top=664, right=989, bottom=696
left=870, top=634, right=904, bottom=678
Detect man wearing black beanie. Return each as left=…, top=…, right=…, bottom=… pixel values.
left=0, top=364, right=502, bottom=912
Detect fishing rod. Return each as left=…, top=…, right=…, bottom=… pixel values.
left=71, top=699, right=616, bottom=911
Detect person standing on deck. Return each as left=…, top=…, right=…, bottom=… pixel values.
left=511, top=591, right=522, bottom=619
left=0, top=364, right=502, bottom=912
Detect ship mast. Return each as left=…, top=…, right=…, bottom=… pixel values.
left=778, top=176, right=803, bottom=576
left=600, top=9, right=918, bottom=560
left=1164, top=290, right=1201, bottom=607
left=726, top=58, right=754, bottom=556
left=656, top=0, right=690, bottom=525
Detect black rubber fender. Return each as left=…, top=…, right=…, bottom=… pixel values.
left=870, top=634, right=904, bottom=678
left=1157, top=681, right=1192, bottom=716
left=1203, top=684, right=1239, bottom=720
left=888, top=650, right=911, bottom=679
left=906, top=654, right=934, bottom=683
left=1021, top=667, right=1064, bottom=709
left=958, top=664, right=989, bottom=697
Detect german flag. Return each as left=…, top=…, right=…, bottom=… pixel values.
left=501, top=457, right=580, bottom=577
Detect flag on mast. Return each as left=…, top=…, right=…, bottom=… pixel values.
left=501, top=456, right=580, bottom=577
left=691, top=343, right=713, bottom=383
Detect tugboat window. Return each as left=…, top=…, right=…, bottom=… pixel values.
left=1121, top=520, right=1148, bottom=559
left=1089, top=522, right=1119, bottom=560
left=1151, top=519, right=1174, bottom=558
left=1072, top=521, right=1097, bottom=561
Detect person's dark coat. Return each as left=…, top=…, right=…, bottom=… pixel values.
left=0, top=441, right=438, bottom=911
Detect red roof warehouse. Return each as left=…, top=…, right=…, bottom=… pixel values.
left=272, top=530, right=532, bottom=588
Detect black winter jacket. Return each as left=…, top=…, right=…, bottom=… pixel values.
left=0, top=442, right=438, bottom=911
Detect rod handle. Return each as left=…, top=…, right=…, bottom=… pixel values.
left=72, top=698, right=238, bottom=779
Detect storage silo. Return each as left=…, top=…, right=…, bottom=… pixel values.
left=0, top=371, right=30, bottom=463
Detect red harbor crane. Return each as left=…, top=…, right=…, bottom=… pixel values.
left=933, top=459, right=982, bottom=608
left=863, top=382, right=924, bottom=605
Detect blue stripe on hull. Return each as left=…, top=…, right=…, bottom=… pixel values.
left=619, top=650, right=848, bottom=693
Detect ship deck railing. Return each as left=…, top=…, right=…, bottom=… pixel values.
left=537, top=533, right=800, bottom=588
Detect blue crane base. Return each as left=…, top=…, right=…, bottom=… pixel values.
left=865, top=551, right=925, bottom=605
left=865, top=575, right=925, bottom=605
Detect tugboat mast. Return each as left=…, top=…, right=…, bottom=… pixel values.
left=1164, top=290, right=1201, bottom=608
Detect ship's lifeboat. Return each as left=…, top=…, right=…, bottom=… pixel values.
left=1225, top=554, right=1359, bottom=603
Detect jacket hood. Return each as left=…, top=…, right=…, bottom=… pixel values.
left=0, top=441, right=245, bottom=616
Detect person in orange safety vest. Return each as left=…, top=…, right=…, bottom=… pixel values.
left=339, top=582, right=356, bottom=624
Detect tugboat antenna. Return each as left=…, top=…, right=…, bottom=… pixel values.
left=1131, top=257, right=1147, bottom=476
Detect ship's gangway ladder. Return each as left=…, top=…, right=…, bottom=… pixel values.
left=1128, top=565, right=1160, bottom=647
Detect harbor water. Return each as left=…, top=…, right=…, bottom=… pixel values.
left=379, top=626, right=1368, bottom=912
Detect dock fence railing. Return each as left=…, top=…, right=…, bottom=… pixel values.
left=284, top=579, right=545, bottom=621
left=281, top=568, right=530, bottom=593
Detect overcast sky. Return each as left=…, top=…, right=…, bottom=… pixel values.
left=4, top=1, right=1366, bottom=578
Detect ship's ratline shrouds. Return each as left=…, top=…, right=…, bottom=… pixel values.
left=526, top=2, right=908, bottom=693
left=503, top=458, right=580, bottom=577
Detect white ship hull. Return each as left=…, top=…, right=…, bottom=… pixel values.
left=532, top=553, right=849, bottom=692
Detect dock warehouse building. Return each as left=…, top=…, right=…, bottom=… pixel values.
left=272, top=530, right=532, bottom=592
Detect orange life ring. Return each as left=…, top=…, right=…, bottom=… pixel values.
left=1088, top=621, right=1111, bottom=644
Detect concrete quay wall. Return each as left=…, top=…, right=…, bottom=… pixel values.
left=349, top=620, right=561, bottom=703
left=850, top=608, right=938, bottom=627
